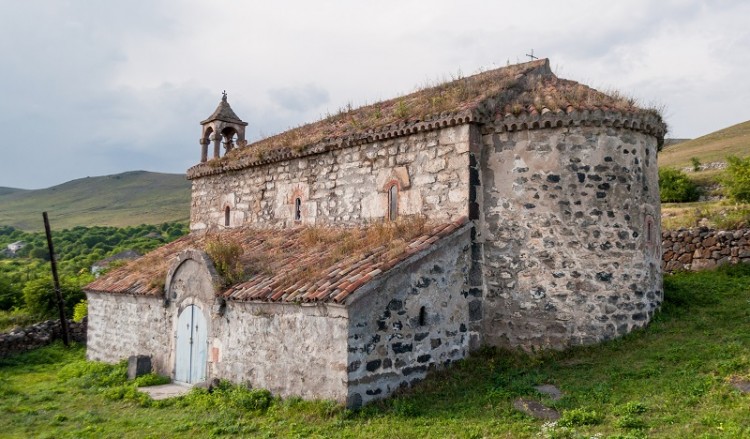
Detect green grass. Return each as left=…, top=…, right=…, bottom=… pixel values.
left=2, top=265, right=750, bottom=437
left=0, top=171, right=190, bottom=231
left=0, top=308, right=35, bottom=333
left=662, top=200, right=750, bottom=230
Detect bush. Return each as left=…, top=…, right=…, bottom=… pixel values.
left=0, top=308, right=35, bottom=332
left=22, top=275, right=85, bottom=318
left=0, top=276, right=19, bottom=310
left=690, top=157, right=701, bottom=172
left=205, top=237, right=245, bottom=286
left=557, top=408, right=603, bottom=427
left=722, top=155, right=750, bottom=202
left=58, top=359, right=128, bottom=388
left=659, top=168, right=700, bottom=202
left=172, top=381, right=274, bottom=412
left=72, top=299, right=88, bottom=322
left=133, top=373, right=171, bottom=387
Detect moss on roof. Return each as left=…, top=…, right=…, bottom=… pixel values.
left=86, top=217, right=468, bottom=304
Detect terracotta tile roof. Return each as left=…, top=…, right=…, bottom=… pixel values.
left=85, top=217, right=469, bottom=305
left=86, top=236, right=194, bottom=296
left=188, top=58, right=665, bottom=179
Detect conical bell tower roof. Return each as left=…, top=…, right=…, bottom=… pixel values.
left=201, top=91, right=248, bottom=126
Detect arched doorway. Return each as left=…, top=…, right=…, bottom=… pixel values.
left=175, top=304, right=208, bottom=384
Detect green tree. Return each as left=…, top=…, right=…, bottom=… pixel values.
left=0, top=276, right=19, bottom=310
left=722, top=155, right=750, bottom=202
left=659, top=168, right=700, bottom=202
left=22, top=275, right=88, bottom=318
left=29, top=247, right=50, bottom=261
left=690, top=157, right=701, bottom=172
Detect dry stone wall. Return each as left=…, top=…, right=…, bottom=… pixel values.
left=345, top=226, right=474, bottom=407
left=0, top=318, right=87, bottom=358
left=662, top=228, right=750, bottom=271
left=477, top=125, right=662, bottom=350
left=190, top=125, right=471, bottom=230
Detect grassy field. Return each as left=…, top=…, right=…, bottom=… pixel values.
left=662, top=200, right=750, bottom=230
left=657, top=120, right=750, bottom=229
left=1, top=265, right=750, bottom=438
left=0, top=171, right=190, bottom=231
left=659, top=120, right=750, bottom=169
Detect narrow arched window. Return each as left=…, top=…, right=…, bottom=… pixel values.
left=388, top=184, right=398, bottom=221
left=294, top=197, right=302, bottom=221
left=419, top=306, right=426, bottom=326
left=224, top=206, right=230, bottom=227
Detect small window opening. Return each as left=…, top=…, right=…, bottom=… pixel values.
left=294, top=197, right=302, bottom=221
left=418, top=306, right=426, bottom=326
left=645, top=215, right=654, bottom=244
left=224, top=206, right=230, bottom=227
left=388, top=184, right=398, bottom=221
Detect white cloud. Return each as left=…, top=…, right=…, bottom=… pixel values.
left=1, top=0, right=749, bottom=188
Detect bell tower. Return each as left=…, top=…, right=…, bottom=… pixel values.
left=199, top=91, right=248, bottom=162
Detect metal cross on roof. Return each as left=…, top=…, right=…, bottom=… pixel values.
left=222, top=90, right=227, bottom=102
left=526, top=49, right=538, bottom=61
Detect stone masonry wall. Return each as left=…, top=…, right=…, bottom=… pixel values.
left=0, top=318, right=87, bottom=358
left=477, top=125, right=662, bottom=350
left=190, top=125, right=470, bottom=230
left=86, top=292, right=172, bottom=374
left=213, top=302, right=349, bottom=403
left=662, top=228, right=750, bottom=272
left=345, top=226, right=474, bottom=407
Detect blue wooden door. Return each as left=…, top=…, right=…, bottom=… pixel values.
left=175, top=305, right=207, bottom=384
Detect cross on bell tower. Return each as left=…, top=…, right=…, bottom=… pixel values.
left=199, top=92, right=248, bottom=162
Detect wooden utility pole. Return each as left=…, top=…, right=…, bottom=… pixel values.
left=43, top=212, right=69, bottom=346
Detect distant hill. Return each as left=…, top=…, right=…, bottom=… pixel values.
left=0, top=187, right=28, bottom=196
left=662, top=138, right=691, bottom=148
left=659, top=120, right=750, bottom=169
left=0, top=171, right=190, bottom=231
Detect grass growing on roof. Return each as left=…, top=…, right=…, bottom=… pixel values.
left=199, top=59, right=662, bottom=168
left=93, top=216, right=430, bottom=298
left=3, top=265, right=750, bottom=437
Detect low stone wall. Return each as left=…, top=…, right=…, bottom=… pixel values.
left=662, top=228, right=750, bottom=272
left=0, top=318, right=87, bottom=358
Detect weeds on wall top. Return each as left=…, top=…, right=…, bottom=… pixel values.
left=203, top=60, right=664, bottom=166
left=205, top=236, right=246, bottom=287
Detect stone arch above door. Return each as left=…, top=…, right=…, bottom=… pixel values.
left=164, top=249, right=222, bottom=306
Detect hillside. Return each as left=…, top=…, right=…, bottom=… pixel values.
left=0, top=187, right=27, bottom=197
left=659, top=120, right=750, bottom=169
left=658, top=120, right=750, bottom=230
left=0, top=171, right=190, bottom=230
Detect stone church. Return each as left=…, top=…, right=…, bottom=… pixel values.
left=85, top=59, right=665, bottom=407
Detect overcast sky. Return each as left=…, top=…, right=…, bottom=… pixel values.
left=1, top=0, right=748, bottom=189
